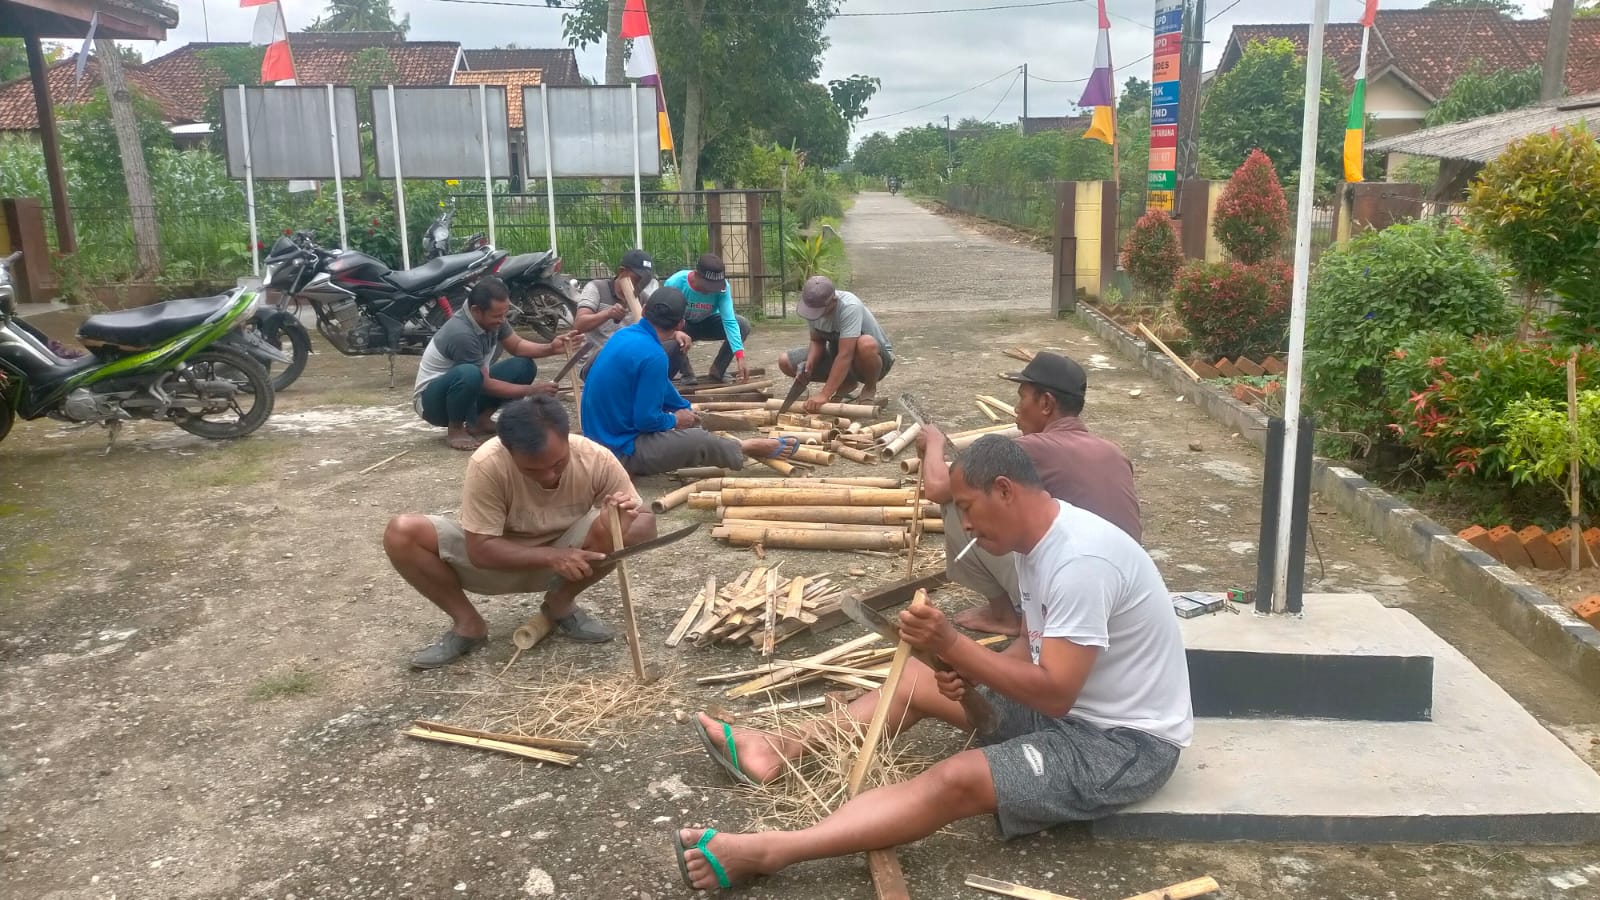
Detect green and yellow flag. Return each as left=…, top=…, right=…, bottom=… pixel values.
left=1343, top=0, right=1379, bottom=182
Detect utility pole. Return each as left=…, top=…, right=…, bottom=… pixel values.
left=944, top=114, right=953, bottom=178
left=1021, top=63, right=1029, bottom=132
left=1542, top=0, right=1575, bottom=101
left=1176, top=0, right=1205, bottom=181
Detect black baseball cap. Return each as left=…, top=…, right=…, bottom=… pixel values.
left=1002, top=352, right=1087, bottom=399
left=619, top=248, right=655, bottom=281
left=695, top=252, right=726, bottom=283
left=644, top=286, right=687, bottom=328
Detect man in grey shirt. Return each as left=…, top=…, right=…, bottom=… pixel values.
left=778, top=275, right=894, bottom=412
left=572, top=248, right=688, bottom=378
left=413, top=276, right=573, bottom=450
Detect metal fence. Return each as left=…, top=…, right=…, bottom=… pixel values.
left=943, top=183, right=1056, bottom=236
left=451, top=189, right=791, bottom=318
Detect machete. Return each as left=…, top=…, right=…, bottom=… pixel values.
left=533, top=521, right=700, bottom=592
left=776, top=363, right=811, bottom=415
left=841, top=594, right=998, bottom=735
left=547, top=340, right=594, bottom=385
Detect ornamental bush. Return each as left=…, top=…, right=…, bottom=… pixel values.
left=1121, top=209, right=1184, bottom=302
left=1173, top=258, right=1292, bottom=359
left=1213, top=149, right=1290, bottom=264
left=1380, top=332, right=1600, bottom=506
left=1303, top=222, right=1515, bottom=441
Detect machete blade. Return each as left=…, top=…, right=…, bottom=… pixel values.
left=535, top=521, right=701, bottom=592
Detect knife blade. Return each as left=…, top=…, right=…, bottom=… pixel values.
left=840, top=594, right=997, bottom=735
left=533, top=521, right=700, bottom=592
left=776, top=364, right=811, bottom=415
left=548, top=340, right=594, bottom=385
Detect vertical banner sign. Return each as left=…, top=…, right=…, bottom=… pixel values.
left=1147, top=0, right=1183, bottom=210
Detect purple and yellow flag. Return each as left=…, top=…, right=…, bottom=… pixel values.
left=1079, top=0, right=1116, bottom=145
left=622, top=0, right=673, bottom=153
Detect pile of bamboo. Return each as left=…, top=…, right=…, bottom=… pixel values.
left=1002, top=346, right=1036, bottom=364
left=681, top=482, right=946, bottom=552
left=973, top=393, right=1016, bottom=423
left=673, top=367, right=771, bottom=406
left=665, top=567, right=852, bottom=652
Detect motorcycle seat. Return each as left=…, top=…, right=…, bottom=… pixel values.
left=386, top=251, right=485, bottom=294
left=77, top=294, right=234, bottom=350
left=496, top=251, right=553, bottom=282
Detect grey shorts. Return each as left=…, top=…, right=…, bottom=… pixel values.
left=785, top=343, right=894, bottom=383
left=426, top=510, right=599, bottom=595
left=977, top=688, right=1181, bottom=838
left=622, top=428, right=747, bottom=477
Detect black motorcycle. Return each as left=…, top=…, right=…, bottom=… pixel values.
left=421, top=198, right=488, bottom=261
left=496, top=249, right=578, bottom=341
left=250, top=232, right=506, bottom=390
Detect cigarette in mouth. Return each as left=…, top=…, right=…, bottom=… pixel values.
left=954, top=536, right=978, bottom=563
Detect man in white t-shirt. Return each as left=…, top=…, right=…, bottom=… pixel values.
left=671, top=435, right=1192, bottom=891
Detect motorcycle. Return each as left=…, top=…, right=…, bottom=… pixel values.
left=495, top=248, right=578, bottom=341
left=421, top=198, right=488, bottom=261
left=249, top=232, right=507, bottom=391
left=888, top=177, right=901, bottom=195
left=0, top=252, right=283, bottom=448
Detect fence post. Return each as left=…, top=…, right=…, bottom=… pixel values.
left=1051, top=181, right=1077, bottom=316
left=746, top=190, right=765, bottom=315
left=1, top=198, right=54, bottom=302
left=776, top=193, right=787, bottom=318
left=1098, top=180, right=1119, bottom=300
left=707, top=192, right=723, bottom=260
left=1174, top=179, right=1212, bottom=260
left=1339, top=182, right=1421, bottom=240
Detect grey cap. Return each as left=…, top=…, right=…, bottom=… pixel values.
left=798, top=275, right=836, bottom=320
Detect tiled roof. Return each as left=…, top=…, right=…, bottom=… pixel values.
left=1219, top=10, right=1600, bottom=102
left=452, top=68, right=543, bottom=128
left=461, top=49, right=582, bottom=85
left=1021, top=115, right=1092, bottom=135
left=0, top=55, right=190, bottom=131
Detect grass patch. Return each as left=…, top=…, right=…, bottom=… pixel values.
left=313, top=390, right=391, bottom=409
left=249, top=670, right=319, bottom=701
left=197, top=440, right=279, bottom=488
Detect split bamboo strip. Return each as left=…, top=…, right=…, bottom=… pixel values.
left=404, top=727, right=580, bottom=766
left=652, top=478, right=720, bottom=513
left=695, top=378, right=774, bottom=395
left=761, top=569, right=779, bottom=658
left=976, top=400, right=1002, bottom=422
left=951, top=426, right=1020, bottom=450
left=411, top=720, right=590, bottom=752
left=847, top=590, right=927, bottom=793
left=763, top=399, right=882, bottom=417
left=748, top=696, right=828, bottom=716
left=879, top=422, right=922, bottom=460
left=714, top=525, right=908, bottom=551
left=901, top=458, right=921, bottom=475
left=665, top=575, right=714, bottom=647
left=1137, top=322, right=1201, bottom=383
left=719, top=487, right=918, bottom=507
left=946, top=422, right=1018, bottom=441
left=783, top=576, right=806, bottom=620
left=976, top=394, right=1016, bottom=416
left=717, top=519, right=913, bottom=533
left=726, top=632, right=884, bottom=697
left=721, top=505, right=932, bottom=524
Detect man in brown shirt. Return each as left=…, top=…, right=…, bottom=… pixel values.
left=918, top=352, right=1141, bottom=634
left=383, top=395, right=656, bottom=668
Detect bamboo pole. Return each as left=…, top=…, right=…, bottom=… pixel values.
left=568, top=346, right=584, bottom=432
left=717, top=519, right=914, bottom=533
left=608, top=506, right=649, bottom=682
left=719, top=487, right=917, bottom=507
left=848, top=589, right=927, bottom=792
left=722, top=505, right=931, bottom=524
left=835, top=443, right=877, bottom=464
left=880, top=422, right=923, bottom=460
left=1137, top=322, right=1202, bottom=383
left=652, top=478, right=721, bottom=513
left=695, top=378, right=774, bottom=395
left=764, top=399, right=882, bottom=417
left=713, top=525, right=908, bottom=551
left=404, top=727, right=580, bottom=766
left=865, top=420, right=900, bottom=438
left=411, top=720, right=589, bottom=752
left=946, top=422, right=1017, bottom=441
left=788, top=446, right=835, bottom=466
left=951, top=426, right=1020, bottom=450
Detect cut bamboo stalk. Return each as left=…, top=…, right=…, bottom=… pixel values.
left=879, top=422, right=922, bottom=460
left=695, top=378, right=774, bottom=395
left=964, top=874, right=1079, bottom=900
left=666, top=575, right=714, bottom=647
left=675, top=466, right=733, bottom=479
left=951, top=426, right=1020, bottom=450
left=1137, top=322, right=1202, bottom=382
left=652, top=477, right=720, bottom=513
left=764, top=429, right=831, bottom=444
left=754, top=455, right=800, bottom=476
left=763, top=399, right=882, bottom=417
left=848, top=589, right=926, bottom=794
left=865, top=420, right=900, bottom=438
left=722, top=505, right=931, bottom=524
left=687, top=491, right=721, bottom=510
left=901, top=457, right=921, bottom=475
left=976, top=394, right=1016, bottom=416
left=404, top=727, right=580, bottom=766
left=835, top=443, right=877, bottom=464
left=976, top=400, right=1002, bottom=422
left=411, top=720, right=589, bottom=752
left=1120, top=877, right=1221, bottom=900
left=691, top=401, right=770, bottom=412
left=608, top=506, right=649, bottom=683
left=719, top=487, right=918, bottom=507
left=787, top=446, right=835, bottom=466
left=946, top=422, right=1017, bottom=440
left=717, top=519, right=911, bottom=533
left=921, top=516, right=945, bottom=533
left=512, top=612, right=556, bottom=650
left=714, top=525, right=908, bottom=550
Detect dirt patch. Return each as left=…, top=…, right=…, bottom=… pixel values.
left=3, top=197, right=1600, bottom=899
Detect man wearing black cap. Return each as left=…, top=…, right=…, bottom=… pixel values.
left=581, top=287, right=801, bottom=476
left=573, top=248, right=663, bottom=351
left=778, top=275, right=894, bottom=412
left=661, top=253, right=752, bottom=384
left=916, top=351, right=1142, bottom=635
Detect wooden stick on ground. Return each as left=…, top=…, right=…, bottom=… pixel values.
left=359, top=449, right=410, bottom=475
left=666, top=575, right=713, bottom=647
left=411, top=720, right=590, bottom=752
left=1137, top=322, right=1202, bottom=383
left=404, top=726, right=580, bottom=766
left=965, top=874, right=1080, bottom=900
left=608, top=505, right=650, bottom=682
left=1120, top=877, right=1221, bottom=900
left=568, top=345, right=585, bottom=431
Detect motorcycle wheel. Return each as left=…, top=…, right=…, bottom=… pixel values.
left=509, top=285, right=574, bottom=341
left=255, top=317, right=311, bottom=392
left=169, top=348, right=275, bottom=440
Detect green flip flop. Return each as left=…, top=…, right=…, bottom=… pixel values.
left=692, top=717, right=756, bottom=786
left=673, top=828, right=732, bottom=890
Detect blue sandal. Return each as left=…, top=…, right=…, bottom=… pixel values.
left=766, top=435, right=801, bottom=460
left=673, top=828, right=732, bottom=890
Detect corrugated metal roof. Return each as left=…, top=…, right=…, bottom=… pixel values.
left=1366, top=92, right=1600, bottom=162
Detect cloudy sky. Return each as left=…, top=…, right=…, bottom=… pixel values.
left=150, top=0, right=1554, bottom=136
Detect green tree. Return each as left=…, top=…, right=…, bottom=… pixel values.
left=0, top=39, right=27, bottom=82
left=1425, top=0, right=1520, bottom=13
left=761, top=82, right=849, bottom=168
left=56, top=86, right=170, bottom=206
left=306, top=0, right=410, bottom=35
left=1117, top=77, right=1150, bottom=118
left=1423, top=63, right=1540, bottom=126
left=1199, top=38, right=1346, bottom=190
left=828, top=74, right=880, bottom=124
left=850, top=131, right=896, bottom=177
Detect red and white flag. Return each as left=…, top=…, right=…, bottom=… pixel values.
left=621, top=0, right=673, bottom=152
left=242, top=0, right=295, bottom=84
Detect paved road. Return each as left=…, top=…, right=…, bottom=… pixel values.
left=838, top=191, right=1052, bottom=311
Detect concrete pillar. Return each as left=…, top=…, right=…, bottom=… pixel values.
left=2, top=198, right=55, bottom=303
left=1051, top=181, right=1077, bottom=316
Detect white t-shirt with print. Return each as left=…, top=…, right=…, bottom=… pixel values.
left=1013, top=500, right=1193, bottom=747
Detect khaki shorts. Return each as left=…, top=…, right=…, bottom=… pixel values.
left=426, top=509, right=601, bottom=595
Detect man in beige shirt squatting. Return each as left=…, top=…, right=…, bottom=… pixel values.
left=383, top=396, right=656, bottom=668
left=918, top=351, right=1141, bottom=635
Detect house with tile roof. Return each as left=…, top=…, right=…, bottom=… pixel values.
left=460, top=48, right=583, bottom=85
left=1217, top=9, right=1600, bottom=141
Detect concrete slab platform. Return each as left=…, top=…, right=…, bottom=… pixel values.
left=1183, top=593, right=1433, bottom=721
left=1098, top=601, right=1600, bottom=843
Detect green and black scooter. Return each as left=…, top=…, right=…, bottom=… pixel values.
left=0, top=251, right=287, bottom=448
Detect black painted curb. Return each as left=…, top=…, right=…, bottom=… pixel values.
left=1074, top=303, right=1600, bottom=697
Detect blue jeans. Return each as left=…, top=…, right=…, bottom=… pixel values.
left=418, top=357, right=536, bottom=427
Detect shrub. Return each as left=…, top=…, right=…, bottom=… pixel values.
left=1173, top=258, right=1292, bottom=359
left=793, top=185, right=844, bottom=227
left=1213, top=150, right=1290, bottom=264
left=1467, top=124, right=1600, bottom=341
left=1121, top=209, right=1184, bottom=302
left=1381, top=332, right=1600, bottom=503
left=1304, top=222, right=1516, bottom=440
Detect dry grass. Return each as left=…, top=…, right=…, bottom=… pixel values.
left=436, top=662, right=688, bottom=750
